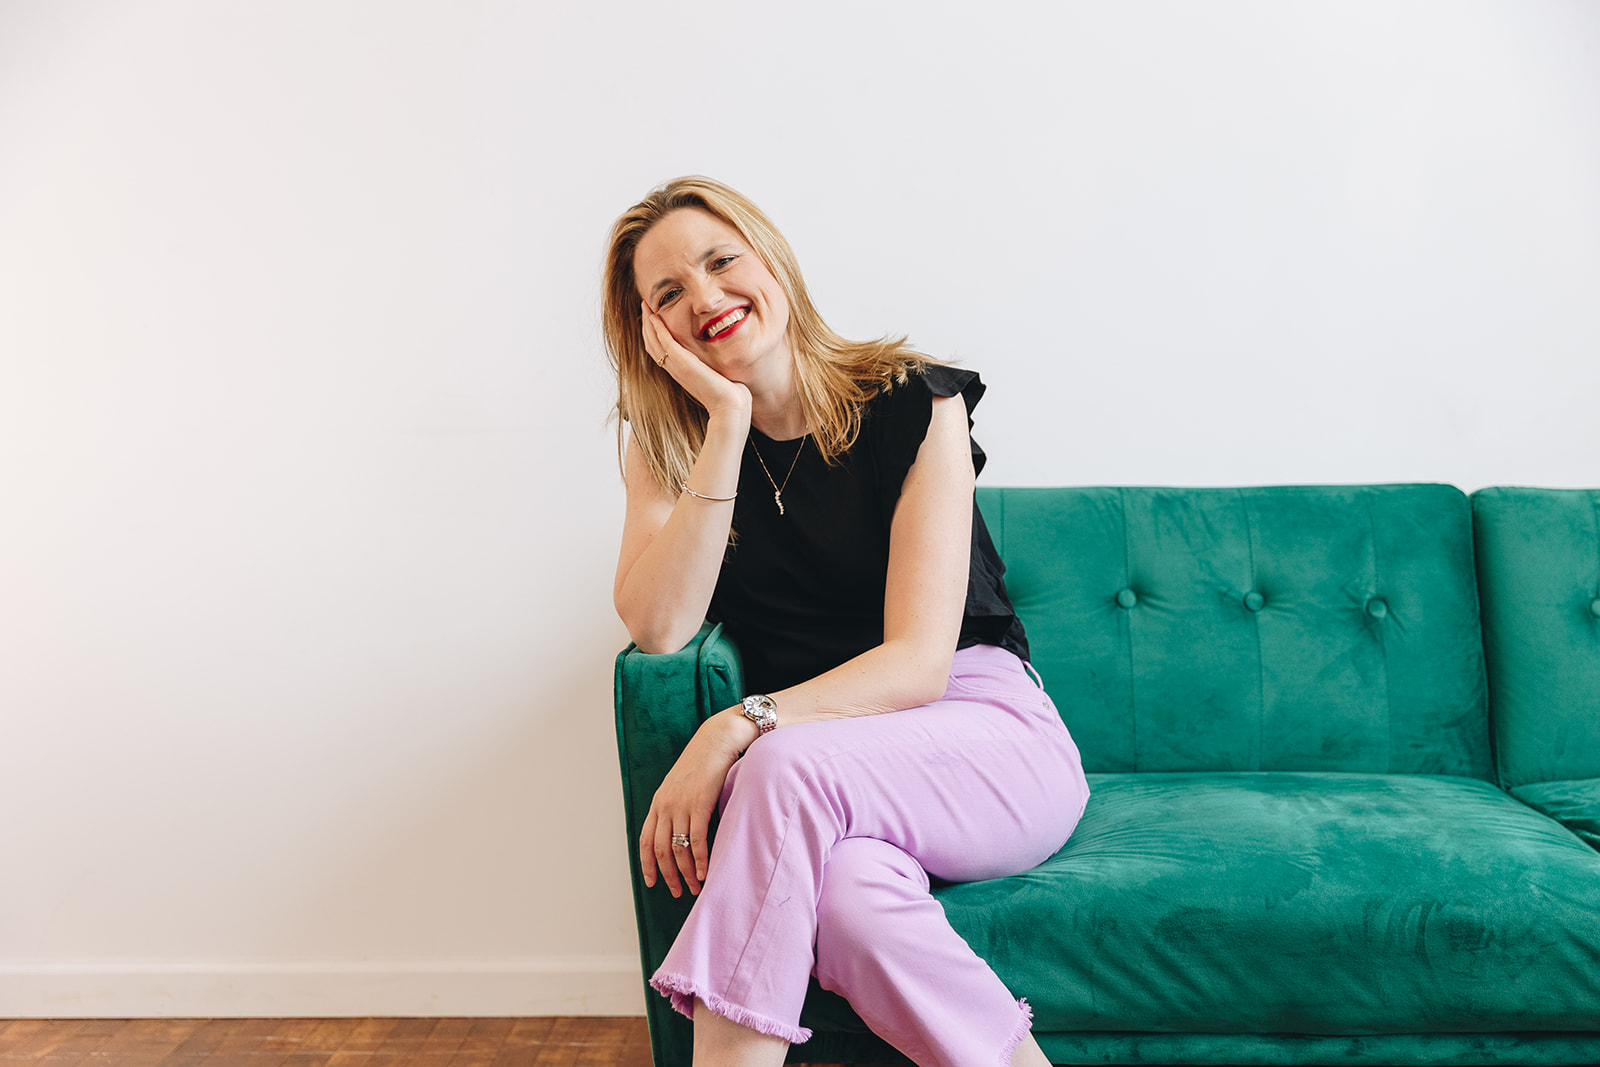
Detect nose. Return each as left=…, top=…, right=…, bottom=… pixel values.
left=687, top=273, right=724, bottom=314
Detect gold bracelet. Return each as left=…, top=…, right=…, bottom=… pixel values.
left=681, top=484, right=737, bottom=502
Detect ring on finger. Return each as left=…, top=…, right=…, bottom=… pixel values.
left=671, top=833, right=690, bottom=849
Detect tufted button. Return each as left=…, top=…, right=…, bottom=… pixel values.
left=1366, top=598, right=1389, bottom=619
left=1591, top=598, right=1600, bottom=618
left=1244, top=591, right=1264, bottom=612
left=1116, top=588, right=1138, bottom=609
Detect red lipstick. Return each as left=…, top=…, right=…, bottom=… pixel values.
left=700, top=305, right=752, bottom=342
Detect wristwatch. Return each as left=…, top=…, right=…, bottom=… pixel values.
left=740, top=694, right=778, bottom=735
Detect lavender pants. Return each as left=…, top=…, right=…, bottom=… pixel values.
left=651, top=643, right=1090, bottom=1067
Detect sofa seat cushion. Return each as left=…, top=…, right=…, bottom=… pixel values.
left=1512, top=778, right=1600, bottom=851
left=933, top=772, right=1600, bottom=1035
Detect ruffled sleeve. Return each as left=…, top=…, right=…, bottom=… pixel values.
left=868, top=364, right=988, bottom=526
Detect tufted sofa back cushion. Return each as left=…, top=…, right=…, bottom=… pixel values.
left=1471, top=487, right=1600, bottom=789
left=976, top=484, right=1492, bottom=777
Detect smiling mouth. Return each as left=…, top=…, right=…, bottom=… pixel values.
left=701, top=306, right=750, bottom=341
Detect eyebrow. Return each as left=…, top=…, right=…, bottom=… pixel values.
left=647, top=245, right=736, bottom=299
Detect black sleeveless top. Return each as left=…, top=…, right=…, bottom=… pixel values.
left=707, top=365, right=1029, bottom=694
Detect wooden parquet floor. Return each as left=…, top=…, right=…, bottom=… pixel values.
left=0, top=1019, right=652, bottom=1066
left=0, top=1019, right=871, bottom=1067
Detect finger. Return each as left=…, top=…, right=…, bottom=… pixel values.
left=654, top=818, right=683, bottom=898
left=640, top=302, right=663, bottom=341
left=672, top=824, right=702, bottom=896
left=644, top=306, right=689, bottom=362
left=690, top=807, right=712, bottom=885
left=646, top=316, right=669, bottom=365
left=638, top=809, right=658, bottom=888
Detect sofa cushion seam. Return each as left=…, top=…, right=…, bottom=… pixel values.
left=1241, top=488, right=1265, bottom=773
left=1120, top=487, right=1137, bottom=773
left=1365, top=490, right=1395, bottom=775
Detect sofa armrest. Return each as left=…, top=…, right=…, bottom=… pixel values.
left=613, top=622, right=745, bottom=1066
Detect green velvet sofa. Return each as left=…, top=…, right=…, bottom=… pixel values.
left=613, top=484, right=1600, bottom=1066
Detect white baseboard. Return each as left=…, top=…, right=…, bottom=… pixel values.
left=0, top=957, right=647, bottom=1018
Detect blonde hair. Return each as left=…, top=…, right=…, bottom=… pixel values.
left=602, top=176, right=938, bottom=494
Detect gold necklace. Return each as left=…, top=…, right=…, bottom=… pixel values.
left=748, top=433, right=807, bottom=516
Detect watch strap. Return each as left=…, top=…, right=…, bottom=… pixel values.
left=740, top=693, right=778, bottom=734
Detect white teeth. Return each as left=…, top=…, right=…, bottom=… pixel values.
left=705, top=307, right=748, bottom=338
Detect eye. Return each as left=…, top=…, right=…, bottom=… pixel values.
left=656, top=287, right=681, bottom=309
left=711, top=255, right=736, bottom=270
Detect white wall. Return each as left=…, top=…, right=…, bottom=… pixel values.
left=1, top=0, right=1595, bottom=1017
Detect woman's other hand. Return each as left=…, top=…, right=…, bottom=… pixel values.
left=641, top=302, right=751, bottom=422
left=639, top=709, right=757, bottom=896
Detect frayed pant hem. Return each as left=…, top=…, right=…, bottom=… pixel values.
left=999, top=997, right=1033, bottom=1066
left=649, top=970, right=813, bottom=1045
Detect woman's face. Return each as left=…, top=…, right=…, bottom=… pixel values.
left=632, top=207, right=792, bottom=380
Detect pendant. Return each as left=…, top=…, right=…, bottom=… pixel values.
left=774, top=491, right=785, bottom=516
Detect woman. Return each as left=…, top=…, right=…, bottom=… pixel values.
left=604, top=176, right=1089, bottom=1067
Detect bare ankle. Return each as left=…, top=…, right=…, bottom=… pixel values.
left=1008, top=1031, right=1052, bottom=1067
left=692, top=997, right=790, bottom=1067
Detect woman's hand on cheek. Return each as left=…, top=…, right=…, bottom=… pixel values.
left=638, top=711, right=750, bottom=897
left=640, top=302, right=751, bottom=423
